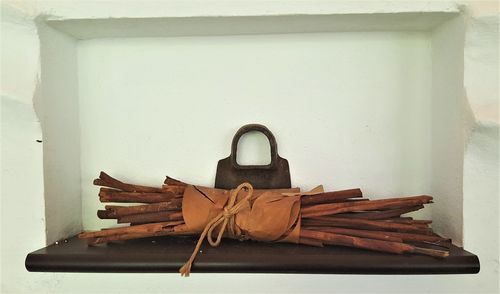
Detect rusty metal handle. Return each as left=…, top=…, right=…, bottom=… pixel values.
left=215, top=124, right=291, bottom=189
left=230, top=124, right=278, bottom=170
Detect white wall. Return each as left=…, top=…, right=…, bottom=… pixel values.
left=430, top=14, right=466, bottom=245
left=36, top=19, right=82, bottom=245
left=463, top=122, right=499, bottom=294
left=461, top=2, right=499, bottom=294
left=77, top=32, right=433, bottom=230
left=1, top=1, right=498, bottom=293
left=1, top=2, right=46, bottom=291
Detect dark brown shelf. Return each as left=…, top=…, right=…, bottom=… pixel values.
left=25, top=235, right=479, bottom=274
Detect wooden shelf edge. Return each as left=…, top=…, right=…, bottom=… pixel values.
left=26, top=235, right=480, bottom=274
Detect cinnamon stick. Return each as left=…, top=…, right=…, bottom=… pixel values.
left=369, top=230, right=449, bottom=243
left=301, top=229, right=414, bottom=254
left=301, top=188, right=363, bottom=205
left=299, top=237, right=324, bottom=247
left=99, top=188, right=178, bottom=203
left=78, top=221, right=184, bottom=239
left=117, top=211, right=184, bottom=224
left=86, top=229, right=179, bottom=245
left=161, top=185, right=186, bottom=195
left=383, top=218, right=432, bottom=225
left=302, top=217, right=432, bottom=234
left=300, top=229, right=448, bottom=257
left=97, top=210, right=115, bottom=219
left=303, top=227, right=403, bottom=242
left=101, top=200, right=182, bottom=218
left=304, top=227, right=449, bottom=243
left=95, top=172, right=164, bottom=193
left=301, top=196, right=433, bottom=218
left=164, top=176, right=188, bottom=186
left=330, top=205, right=424, bottom=220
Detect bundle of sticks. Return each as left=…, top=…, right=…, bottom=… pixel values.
left=80, top=172, right=450, bottom=260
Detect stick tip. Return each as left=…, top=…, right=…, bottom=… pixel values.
left=414, top=247, right=449, bottom=258
left=421, top=195, right=434, bottom=201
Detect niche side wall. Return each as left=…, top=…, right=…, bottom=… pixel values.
left=36, top=20, right=82, bottom=244
left=431, top=15, right=466, bottom=245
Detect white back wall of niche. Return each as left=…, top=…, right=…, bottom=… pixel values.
left=78, top=31, right=432, bottom=230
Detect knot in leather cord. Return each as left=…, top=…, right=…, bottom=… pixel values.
left=179, top=182, right=254, bottom=276
left=223, top=207, right=232, bottom=217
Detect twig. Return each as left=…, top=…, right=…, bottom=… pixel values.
left=301, top=188, right=363, bottom=205
left=301, top=196, right=433, bottom=218
left=99, top=188, right=178, bottom=203
left=94, top=171, right=163, bottom=193
left=118, top=211, right=184, bottom=224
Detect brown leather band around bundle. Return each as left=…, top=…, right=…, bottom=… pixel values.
left=178, top=183, right=307, bottom=276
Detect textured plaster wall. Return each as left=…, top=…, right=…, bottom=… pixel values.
left=1, top=2, right=46, bottom=292
left=1, top=1, right=498, bottom=293
left=461, top=2, right=499, bottom=294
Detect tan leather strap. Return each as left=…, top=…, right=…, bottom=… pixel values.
left=179, top=182, right=253, bottom=277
